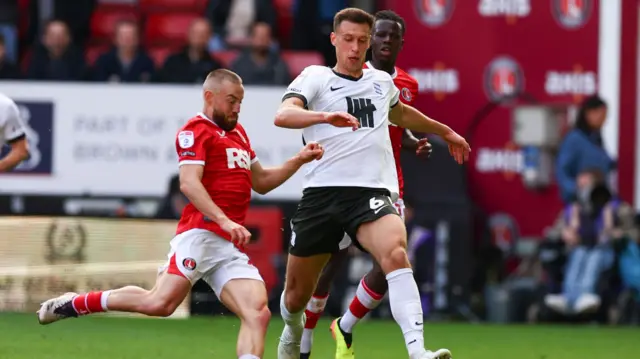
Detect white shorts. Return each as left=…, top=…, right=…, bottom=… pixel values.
left=338, top=198, right=406, bottom=250
left=158, top=229, right=263, bottom=297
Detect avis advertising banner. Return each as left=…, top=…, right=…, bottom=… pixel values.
left=387, top=0, right=600, bottom=237
left=0, top=83, right=304, bottom=200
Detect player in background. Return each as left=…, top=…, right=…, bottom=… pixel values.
left=275, top=8, right=468, bottom=359
left=37, top=69, right=325, bottom=359
left=300, top=10, right=429, bottom=359
left=0, top=93, right=29, bottom=172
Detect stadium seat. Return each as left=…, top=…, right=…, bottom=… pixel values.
left=273, top=0, right=293, bottom=47
left=86, top=45, right=110, bottom=65
left=212, top=50, right=239, bottom=68
left=90, top=9, right=139, bottom=45
left=18, top=0, right=30, bottom=41
left=139, top=0, right=208, bottom=12
left=281, top=51, right=324, bottom=77
left=147, top=46, right=175, bottom=68
left=144, top=13, right=200, bottom=46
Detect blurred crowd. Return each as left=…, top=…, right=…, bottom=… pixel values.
left=472, top=95, right=640, bottom=325
left=0, top=0, right=370, bottom=85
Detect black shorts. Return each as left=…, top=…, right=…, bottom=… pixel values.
left=289, top=186, right=399, bottom=257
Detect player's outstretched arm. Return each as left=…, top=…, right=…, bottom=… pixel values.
left=0, top=137, right=28, bottom=172
left=274, top=98, right=360, bottom=130
left=251, top=142, right=324, bottom=195
left=390, top=102, right=470, bottom=164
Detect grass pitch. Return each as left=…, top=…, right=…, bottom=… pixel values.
left=0, top=312, right=637, bottom=359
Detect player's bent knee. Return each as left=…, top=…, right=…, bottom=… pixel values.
left=379, top=246, right=410, bottom=274
left=143, top=296, right=180, bottom=317
left=284, top=289, right=309, bottom=313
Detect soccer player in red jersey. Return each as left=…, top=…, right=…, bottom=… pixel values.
left=37, top=69, right=324, bottom=359
left=299, top=10, right=434, bottom=359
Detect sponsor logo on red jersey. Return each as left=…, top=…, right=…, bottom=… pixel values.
left=414, top=0, right=455, bottom=28
left=483, top=56, right=525, bottom=102
left=551, top=0, right=593, bottom=29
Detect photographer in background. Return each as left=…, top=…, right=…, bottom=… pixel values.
left=0, top=93, right=29, bottom=172
left=545, top=169, right=631, bottom=315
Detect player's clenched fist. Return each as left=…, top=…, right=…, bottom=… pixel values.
left=416, top=138, right=432, bottom=158
left=298, top=142, right=324, bottom=162
left=220, top=218, right=252, bottom=247
left=323, top=111, right=360, bottom=131
left=443, top=131, right=471, bottom=165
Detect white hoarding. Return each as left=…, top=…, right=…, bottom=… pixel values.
left=0, top=82, right=304, bottom=200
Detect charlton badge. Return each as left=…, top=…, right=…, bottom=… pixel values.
left=182, top=257, right=197, bottom=271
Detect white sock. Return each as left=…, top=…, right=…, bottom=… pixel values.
left=280, top=292, right=304, bottom=327
left=386, top=268, right=426, bottom=359
left=238, top=355, right=259, bottom=359
left=101, top=290, right=112, bottom=311
left=340, top=278, right=383, bottom=333
left=301, top=295, right=328, bottom=353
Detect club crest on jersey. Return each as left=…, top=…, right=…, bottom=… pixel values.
left=182, top=257, right=197, bottom=271
left=401, top=88, right=413, bottom=102
left=551, top=0, right=593, bottom=29
left=414, top=0, right=455, bottom=28
left=178, top=131, right=195, bottom=149
left=483, top=56, right=525, bottom=102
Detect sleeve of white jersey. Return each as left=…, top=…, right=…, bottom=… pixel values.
left=281, top=66, right=321, bottom=108
left=2, top=101, right=26, bottom=143
left=389, top=82, right=400, bottom=108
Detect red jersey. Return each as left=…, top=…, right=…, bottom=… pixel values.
left=363, top=62, right=419, bottom=198
left=175, top=113, right=257, bottom=241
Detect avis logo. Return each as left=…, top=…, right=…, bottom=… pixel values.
left=551, top=0, right=593, bottom=29
left=475, top=142, right=523, bottom=180
left=478, top=0, right=531, bottom=24
left=414, top=0, right=455, bottom=28
left=545, top=65, right=596, bottom=102
left=409, top=63, right=459, bottom=101
left=483, top=56, right=525, bottom=102
left=226, top=148, right=251, bottom=170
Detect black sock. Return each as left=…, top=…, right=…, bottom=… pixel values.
left=337, top=318, right=353, bottom=348
left=300, top=353, right=311, bottom=359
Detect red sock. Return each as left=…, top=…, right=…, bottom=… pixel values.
left=71, top=291, right=109, bottom=315
left=339, top=278, right=385, bottom=333
left=304, top=294, right=328, bottom=329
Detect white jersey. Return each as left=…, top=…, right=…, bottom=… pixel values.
left=282, top=65, right=400, bottom=198
left=0, top=93, right=26, bottom=146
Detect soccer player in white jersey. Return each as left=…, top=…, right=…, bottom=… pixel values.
left=274, top=8, right=469, bottom=359
left=0, top=93, right=29, bottom=172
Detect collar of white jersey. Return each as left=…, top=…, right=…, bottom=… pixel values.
left=365, top=61, right=397, bottom=79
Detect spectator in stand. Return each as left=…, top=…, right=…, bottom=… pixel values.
left=155, top=18, right=222, bottom=84
left=155, top=175, right=188, bottom=220
left=545, top=169, right=632, bottom=315
left=27, top=20, right=86, bottom=81
left=28, top=0, right=96, bottom=50
left=206, top=0, right=276, bottom=51
left=92, top=20, right=154, bottom=83
left=230, top=22, right=289, bottom=85
left=556, top=95, right=615, bottom=204
left=0, top=33, right=20, bottom=79
left=291, top=0, right=347, bottom=66
left=0, top=0, right=18, bottom=63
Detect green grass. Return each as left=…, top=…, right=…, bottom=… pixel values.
left=0, top=313, right=637, bottom=358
